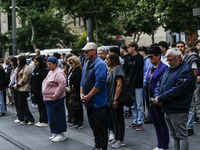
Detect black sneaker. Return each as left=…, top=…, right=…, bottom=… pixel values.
left=188, top=129, right=194, bottom=136
left=144, top=117, right=153, bottom=124
left=0, top=113, right=5, bottom=116
left=75, top=122, right=84, bottom=129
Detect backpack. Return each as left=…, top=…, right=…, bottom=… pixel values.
left=3, top=71, right=9, bottom=88
left=118, top=74, right=135, bottom=107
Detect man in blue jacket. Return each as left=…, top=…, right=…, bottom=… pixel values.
left=154, top=48, right=195, bottom=150
left=80, top=42, right=108, bottom=150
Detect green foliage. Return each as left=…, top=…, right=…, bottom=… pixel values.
left=158, top=0, right=200, bottom=33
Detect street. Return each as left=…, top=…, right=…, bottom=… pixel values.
left=0, top=98, right=200, bottom=150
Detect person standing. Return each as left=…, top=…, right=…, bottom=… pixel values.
left=42, top=56, right=67, bottom=142
left=154, top=48, right=195, bottom=150
left=0, top=65, right=6, bottom=116
left=80, top=42, right=108, bottom=150
left=66, top=56, right=83, bottom=129
left=177, top=41, right=198, bottom=136
left=14, top=56, right=35, bottom=125
left=146, top=47, right=169, bottom=150
left=126, top=41, right=144, bottom=131
left=106, top=52, right=126, bottom=148
left=159, top=41, right=169, bottom=66
left=32, top=56, right=48, bottom=127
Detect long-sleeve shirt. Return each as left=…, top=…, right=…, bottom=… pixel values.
left=143, top=56, right=153, bottom=86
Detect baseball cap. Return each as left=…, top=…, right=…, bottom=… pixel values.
left=82, top=42, right=97, bottom=51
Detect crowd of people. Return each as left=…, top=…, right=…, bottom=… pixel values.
left=0, top=40, right=200, bottom=150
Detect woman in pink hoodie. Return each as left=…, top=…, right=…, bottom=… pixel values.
left=42, top=56, right=67, bottom=142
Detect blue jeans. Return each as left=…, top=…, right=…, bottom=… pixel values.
left=131, top=88, right=144, bottom=125
left=0, top=92, right=6, bottom=113
left=187, top=101, right=194, bottom=129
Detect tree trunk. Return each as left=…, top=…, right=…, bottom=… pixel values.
left=30, top=18, right=37, bottom=50
left=94, top=15, right=99, bottom=47
left=151, top=15, right=154, bottom=44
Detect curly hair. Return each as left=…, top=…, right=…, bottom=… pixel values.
left=67, top=55, right=82, bottom=69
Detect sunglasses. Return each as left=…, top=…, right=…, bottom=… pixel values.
left=69, top=62, right=74, bottom=65
left=148, top=55, right=155, bottom=59
left=167, top=56, right=177, bottom=62
left=177, top=46, right=184, bottom=48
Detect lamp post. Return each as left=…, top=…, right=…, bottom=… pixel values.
left=12, top=0, right=17, bottom=55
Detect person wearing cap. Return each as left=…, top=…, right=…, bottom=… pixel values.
left=42, top=56, right=67, bottom=142
left=80, top=42, right=108, bottom=150
left=25, top=53, right=32, bottom=64
left=159, top=41, right=169, bottom=66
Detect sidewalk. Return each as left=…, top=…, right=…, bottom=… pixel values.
left=1, top=99, right=200, bottom=150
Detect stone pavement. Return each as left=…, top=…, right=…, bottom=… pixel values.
left=1, top=99, right=200, bottom=150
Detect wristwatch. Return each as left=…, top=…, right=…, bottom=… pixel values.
left=114, top=98, right=118, bottom=101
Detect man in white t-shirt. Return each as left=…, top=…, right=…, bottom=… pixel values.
left=159, top=41, right=169, bottom=67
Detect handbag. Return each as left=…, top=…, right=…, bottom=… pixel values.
left=69, top=85, right=80, bottom=110
left=149, top=97, right=159, bottom=109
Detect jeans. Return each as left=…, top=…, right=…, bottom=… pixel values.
left=187, top=101, right=194, bottom=129
left=87, top=107, right=108, bottom=149
left=131, top=88, right=144, bottom=125
left=44, top=97, right=67, bottom=134
left=165, top=112, right=189, bottom=150
left=110, top=101, right=125, bottom=141
left=195, top=84, right=200, bottom=118
left=0, top=91, right=5, bottom=113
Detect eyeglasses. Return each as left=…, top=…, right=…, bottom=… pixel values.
left=167, top=56, right=177, bottom=62
left=148, top=55, right=155, bottom=59
left=177, top=46, right=184, bottom=48
left=69, top=62, right=74, bottom=65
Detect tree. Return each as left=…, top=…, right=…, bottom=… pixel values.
left=51, top=0, right=124, bottom=46
left=158, top=0, right=200, bottom=34
left=120, top=0, right=160, bottom=44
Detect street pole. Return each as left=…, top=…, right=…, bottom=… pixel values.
left=86, top=19, right=94, bottom=43
left=12, top=0, right=17, bottom=55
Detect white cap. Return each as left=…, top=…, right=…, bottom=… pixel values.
left=25, top=53, right=30, bottom=56
left=82, top=42, right=97, bottom=51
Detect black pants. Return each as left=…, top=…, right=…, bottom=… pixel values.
left=3, top=90, right=6, bottom=111
left=35, top=95, right=48, bottom=123
left=110, top=101, right=125, bottom=141
left=65, top=94, right=74, bottom=123
left=87, top=107, right=108, bottom=150
left=18, top=91, right=35, bottom=122
left=106, top=106, right=114, bottom=132
left=73, top=101, right=84, bottom=124
left=14, top=90, right=24, bottom=121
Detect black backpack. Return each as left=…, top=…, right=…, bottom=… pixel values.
left=3, top=71, right=9, bottom=88
left=118, top=75, right=135, bottom=107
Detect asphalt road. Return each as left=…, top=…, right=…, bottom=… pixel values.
left=1, top=98, right=200, bottom=150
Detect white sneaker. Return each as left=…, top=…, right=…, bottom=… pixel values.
left=108, top=131, right=115, bottom=141
left=51, top=134, right=66, bottom=142
left=37, top=123, right=49, bottom=127
left=153, top=147, right=160, bottom=150
left=111, top=140, right=125, bottom=149
left=14, top=119, right=20, bottom=123
left=108, top=139, right=117, bottom=146
left=34, top=122, right=41, bottom=126
left=31, top=104, right=38, bottom=108
left=49, top=134, right=57, bottom=140
left=27, top=121, right=34, bottom=125
left=20, top=121, right=27, bottom=125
